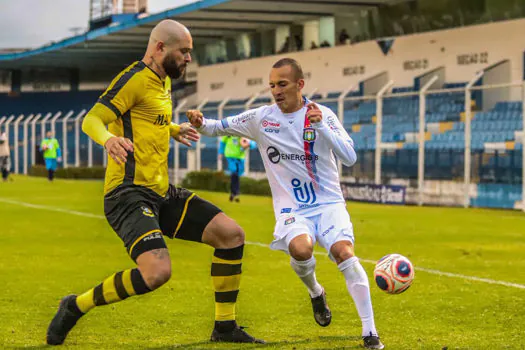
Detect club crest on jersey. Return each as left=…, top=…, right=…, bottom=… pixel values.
left=303, top=127, right=316, bottom=142
left=141, top=206, right=155, bottom=217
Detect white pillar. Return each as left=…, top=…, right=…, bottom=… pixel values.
left=73, top=110, right=87, bottom=167
left=13, top=115, right=25, bottom=174
left=61, top=111, right=75, bottom=168
left=30, top=114, right=41, bottom=166
left=303, top=20, right=320, bottom=50
left=50, top=112, right=62, bottom=136
left=375, top=80, right=394, bottom=185
left=319, top=17, right=335, bottom=47
left=236, top=33, right=251, bottom=58
left=88, top=138, right=93, bottom=167
left=275, top=25, right=291, bottom=53
left=338, top=85, right=354, bottom=177
left=464, top=72, right=484, bottom=208
left=39, top=112, right=53, bottom=140
left=22, top=114, right=35, bottom=175
left=417, top=76, right=438, bottom=206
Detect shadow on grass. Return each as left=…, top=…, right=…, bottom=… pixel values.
left=145, top=335, right=363, bottom=350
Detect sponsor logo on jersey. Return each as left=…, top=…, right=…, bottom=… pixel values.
left=298, top=203, right=321, bottom=209
left=261, top=119, right=281, bottom=133
left=141, top=206, right=155, bottom=217
left=284, top=217, right=295, bottom=225
left=326, top=115, right=339, bottom=132
left=232, top=111, right=256, bottom=125
left=292, top=178, right=317, bottom=205
left=154, top=114, right=170, bottom=126
left=266, top=146, right=319, bottom=165
left=280, top=208, right=292, bottom=213
left=267, top=146, right=281, bottom=164
left=303, top=127, right=316, bottom=142
left=321, top=225, right=335, bottom=237
left=143, top=231, right=162, bottom=241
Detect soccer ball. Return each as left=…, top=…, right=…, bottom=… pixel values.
left=374, top=254, right=414, bottom=294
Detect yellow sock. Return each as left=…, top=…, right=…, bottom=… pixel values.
left=75, top=268, right=150, bottom=313
left=211, top=245, right=244, bottom=321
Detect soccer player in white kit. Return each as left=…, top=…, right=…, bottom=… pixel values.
left=187, top=58, right=384, bottom=349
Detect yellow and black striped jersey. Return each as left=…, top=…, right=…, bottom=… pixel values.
left=88, top=61, right=173, bottom=197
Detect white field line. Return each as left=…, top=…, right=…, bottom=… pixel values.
left=2, top=197, right=525, bottom=290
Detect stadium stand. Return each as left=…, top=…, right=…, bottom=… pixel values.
left=0, top=0, right=523, bottom=209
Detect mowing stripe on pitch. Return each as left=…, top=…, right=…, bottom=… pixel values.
left=1, top=197, right=524, bottom=290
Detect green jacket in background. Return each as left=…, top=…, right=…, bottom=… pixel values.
left=40, top=138, right=61, bottom=159
left=220, top=136, right=246, bottom=159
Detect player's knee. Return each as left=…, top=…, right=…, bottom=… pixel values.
left=142, top=264, right=171, bottom=290
left=289, top=244, right=314, bottom=261
left=222, top=222, right=245, bottom=248
left=204, top=213, right=245, bottom=248
left=331, top=243, right=355, bottom=265
left=137, top=250, right=172, bottom=290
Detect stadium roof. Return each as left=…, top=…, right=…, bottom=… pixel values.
left=0, top=0, right=395, bottom=70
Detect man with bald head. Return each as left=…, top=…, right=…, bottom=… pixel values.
left=46, top=20, right=263, bottom=345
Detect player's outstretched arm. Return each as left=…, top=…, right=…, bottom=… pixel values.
left=186, top=109, right=226, bottom=136
left=186, top=108, right=260, bottom=140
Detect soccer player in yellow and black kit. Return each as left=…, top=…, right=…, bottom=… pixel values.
left=46, top=20, right=264, bottom=346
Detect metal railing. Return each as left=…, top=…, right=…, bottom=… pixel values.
left=1, top=73, right=523, bottom=211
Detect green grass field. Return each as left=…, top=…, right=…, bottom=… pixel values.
left=0, top=176, right=524, bottom=349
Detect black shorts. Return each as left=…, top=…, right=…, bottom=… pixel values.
left=104, top=184, right=222, bottom=261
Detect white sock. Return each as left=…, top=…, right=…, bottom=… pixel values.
left=338, top=256, right=378, bottom=337
left=290, top=256, right=324, bottom=298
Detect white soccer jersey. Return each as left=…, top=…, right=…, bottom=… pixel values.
left=198, top=98, right=357, bottom=218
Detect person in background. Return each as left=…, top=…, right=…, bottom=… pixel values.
left=40, top=131, right=62, bottom=182
left=278, top=36, right=290, bottom=53
left=0, top=129, right=11, bottom=182
left=219, top=136, right=254, bottom=202
left=339, top=29, right=350, bottom=45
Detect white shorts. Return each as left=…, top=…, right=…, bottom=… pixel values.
left=270, top=202, right=355, bottom=260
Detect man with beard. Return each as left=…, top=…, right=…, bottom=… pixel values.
left=46, top=20, right=264, bottom=346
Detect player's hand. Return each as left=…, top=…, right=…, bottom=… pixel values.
left=306, top=102, right=323, bottom=124
left=104, top=136, right=133, bottom=165
left=57, top=157, right=62, bottom=163
left=186, top=110, right=204, bottom=128
left=174, top=122, right=200, bottom=147
left=240, top=138, right=250, bottom=149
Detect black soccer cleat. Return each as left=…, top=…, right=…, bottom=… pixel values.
left=363, top=335, right=385, bottom=349
left=46, top=295, right=84, bottom=345
left=310, top=289, right=332, bottom=327
left=210, top=321, right=265, bottom=344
